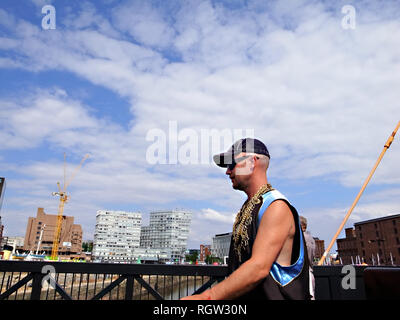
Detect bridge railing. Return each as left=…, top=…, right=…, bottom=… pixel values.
left=314, top=265, right=368, bottom=300
left=1, top=261, right=399, bottom=300
left=0, top=260, right=227, bottom=300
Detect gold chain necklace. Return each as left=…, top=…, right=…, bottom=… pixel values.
left=232, top=183, right=274, bottom=262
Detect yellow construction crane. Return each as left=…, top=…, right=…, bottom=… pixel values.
left=50, top=153, right=89, bottom=260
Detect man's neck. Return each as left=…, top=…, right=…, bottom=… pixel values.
left=245, top=178, right=269, bottom=199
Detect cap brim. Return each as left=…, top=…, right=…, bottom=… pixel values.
left=213, top=152, right=234, bottom=168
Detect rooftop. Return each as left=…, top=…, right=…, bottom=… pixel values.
left=354, top=213, right=400, bottom=226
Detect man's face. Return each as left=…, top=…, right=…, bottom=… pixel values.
left=225, top=153, right=253, bottom=190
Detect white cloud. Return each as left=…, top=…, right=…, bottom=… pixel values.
left=112, top=0, right=176, bottom=49
left=0, top=8, right=17, bottom=30
left=30, top=0, right=53, bottom=8
left=1, top=1, right=400, bottom=247
left=201, top=208, right=235, bottom=224
left=0, top=89, right=97, bottom=149
left=63, top=2, right=120, bottom=39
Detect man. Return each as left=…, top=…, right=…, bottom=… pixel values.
left=182, top=138, right=311, bottom=300
left=300, top=216, right=316, bottom=300
left=300, top=216, right=316, bottom=265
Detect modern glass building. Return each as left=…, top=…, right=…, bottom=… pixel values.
left=93, top=210, right=142, bottom=263
left=212, top=232, right=232, bottom=261
left=140, top=210, right=192, bottom=262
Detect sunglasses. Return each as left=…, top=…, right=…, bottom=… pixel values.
left=227, top=155, right=258, bottom=171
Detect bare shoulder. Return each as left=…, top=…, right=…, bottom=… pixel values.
left=265, top=199, right=293, bottom=218
left=261, top=200, right=295, bottom=235
left=258, top=200, right=296, bottom=265
left=252, top=199, right=296, bottom=267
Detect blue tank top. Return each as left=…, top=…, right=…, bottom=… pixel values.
left=258, top=190, right=306, bottom=286
left=227, top=188, right=311, bottom=299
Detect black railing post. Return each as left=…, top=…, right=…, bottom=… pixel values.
left=125, top=275, right=134, bottom=300
left=30, top=272, right=44, bottom=300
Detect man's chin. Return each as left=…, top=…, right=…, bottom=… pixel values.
left=232, top=182, right=243, bottom=191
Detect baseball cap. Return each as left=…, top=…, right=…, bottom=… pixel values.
left=213, top=138, right=270, bottom=168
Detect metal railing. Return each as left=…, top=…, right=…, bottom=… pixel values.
left=314, top=265, right=367, bottom=300
left=0, top=261, right=228, bottom=300
left=2, top=261, right=398, bottom=300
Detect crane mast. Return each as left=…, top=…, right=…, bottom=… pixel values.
left=50, top=153, right=89, bottom=260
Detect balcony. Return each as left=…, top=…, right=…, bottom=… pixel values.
left=0, top=261, right=399, bottom=300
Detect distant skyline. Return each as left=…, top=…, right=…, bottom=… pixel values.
left=1, top=0, right=400, bottom=254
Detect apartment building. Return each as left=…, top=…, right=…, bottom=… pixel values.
left=92, top=210, right=142, bottom=263
left=212, top=232, right=232, bottom=260
left=314, top=237, right=326, bottom=262
left=140, top=210, right=192, bottom=262
left=337, top=213, right=400, bottom=265
left=23, top=208, right=83, bottom=258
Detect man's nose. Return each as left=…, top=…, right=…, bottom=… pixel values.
left=226, top=167, right=231, bottom=175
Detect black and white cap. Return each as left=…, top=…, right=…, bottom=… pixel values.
left=213, top=138, right=270, bottom=168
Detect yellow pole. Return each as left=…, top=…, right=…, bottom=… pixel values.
left=318, top=121, right=400, bottom=266
left=50, top=154, right=89, bottom=260
left=51, top=194, right=66, bottom=260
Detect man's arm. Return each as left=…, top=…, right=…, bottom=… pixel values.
left=181, top=200, right=295, bottom=300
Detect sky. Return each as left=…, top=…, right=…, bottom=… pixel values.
left=0, top=0, right=399, bottom=254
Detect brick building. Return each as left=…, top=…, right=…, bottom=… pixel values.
left=314, top=237, right=326, bottom=262
left=337, top=213, right=400, bottom=265
left=336, top=228, right=358, bottom=264
left=24, top=208, right=83, bottom=259
left=199, top=244, right=211, bottom=262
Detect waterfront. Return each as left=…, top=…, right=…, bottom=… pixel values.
left=0, top=272, right=206, bottom=300
left=2, top=260, right=399, bottom=300
left=0, top=260, right=222, bottom=300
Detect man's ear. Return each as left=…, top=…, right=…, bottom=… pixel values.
left=235, top=159, right=253, bottom=176
left=249, top=157, right=256, bottom=172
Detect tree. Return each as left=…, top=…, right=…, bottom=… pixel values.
left=185, top=251, right=198, bottom=264
left=82, top=241, right=93, bottom=252
left=205, top=254, right=221, bottom=265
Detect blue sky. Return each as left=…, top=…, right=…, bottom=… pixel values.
left=1, top=0, right=400, bottom=255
